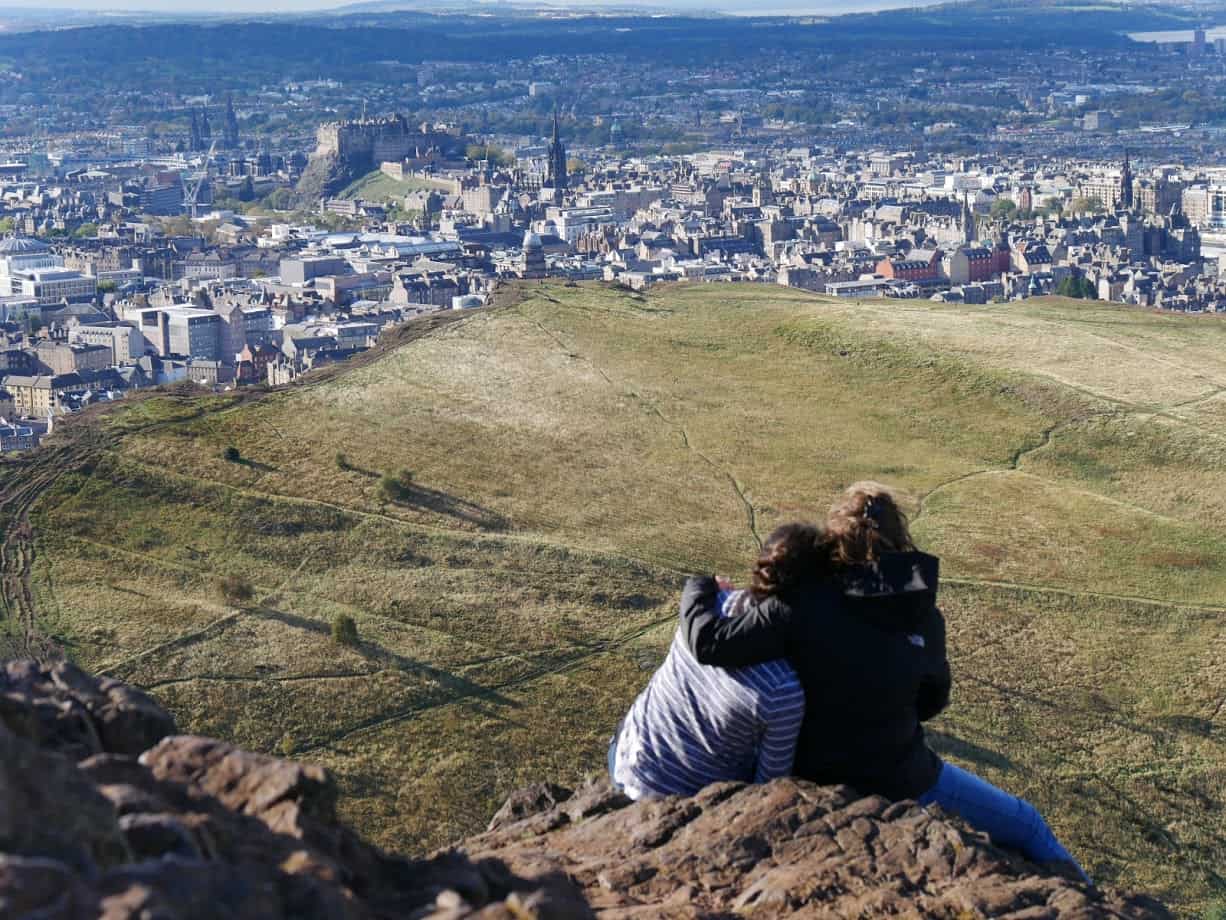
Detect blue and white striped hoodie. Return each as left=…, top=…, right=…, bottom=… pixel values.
left=612, top=588, right=805, bottom=800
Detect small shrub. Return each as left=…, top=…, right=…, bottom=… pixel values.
left=278, top=732, right=296, bottom=757
left=332, top=613, right=359, bottom=646
left=129, top=523, right=164, bottom=551
left=222, top=445, right=242, bottom=463
left=379, top=470, right=412, bottom=502
left=219, top=574, right=255, bottom=606
left=379, top=472, right=401, bottom=501
left=335, top=452, right=351, bottom=471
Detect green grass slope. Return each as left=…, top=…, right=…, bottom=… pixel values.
left=17, top=282, right=1226, bottom=914
left=338, top=170, right=453, bottom=202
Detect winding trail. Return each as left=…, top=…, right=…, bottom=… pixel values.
left=914, top=420, right=1064, bottom=525
left=942, top=575, right=1226, bottom=616
left=0, top=428, right=118, bottom=657
left=96, top=611, right=243, bottom=679
left=0, top=310, right=486, bottom=663
left=914, top=381, right=1210, bottom=531
left=71, top=532, right=613, bottom=688
left=1170, top=385, right=1226, bottom=411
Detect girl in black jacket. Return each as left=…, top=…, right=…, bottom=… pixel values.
left=679, top=481, right=1088, bottom=882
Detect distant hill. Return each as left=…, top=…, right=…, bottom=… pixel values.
left=0, top=2, right=1198, bottom=93
left=7, top=282, right=1226, bottom=914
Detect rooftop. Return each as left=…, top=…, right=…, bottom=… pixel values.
left=0, top=236, right=52, bottom=256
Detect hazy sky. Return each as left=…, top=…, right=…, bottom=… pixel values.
left=0, top=0, right=936, bottom=11
left=2, top=0, right=340, bottom=8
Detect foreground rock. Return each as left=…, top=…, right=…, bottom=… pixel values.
left=0, top=660, right=587, bottom=919
left=0, top=660, right=1170, bottom=918
left=469, top=780, right=1171, bottom=919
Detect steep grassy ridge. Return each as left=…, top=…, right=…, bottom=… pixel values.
left=17, top=283, right=1226, bottom=914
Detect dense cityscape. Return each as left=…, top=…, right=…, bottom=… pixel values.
left=3, top=6, right=1226, bottom=914
left=1, top=1, right=1225, bottom=449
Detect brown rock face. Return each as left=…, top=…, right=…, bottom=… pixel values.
left=0, top=660, right=587, bottom=919
left=465, top=779, right=1172, bottom=919
left=0, top=660, right=1172, bottom=919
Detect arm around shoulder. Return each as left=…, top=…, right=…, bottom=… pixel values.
left=678, top=579, right=793, bottom=667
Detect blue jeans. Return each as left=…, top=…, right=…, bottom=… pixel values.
left=918, top=761, right=1089, bottom=883
left=608, top=728, right=624, bottom=792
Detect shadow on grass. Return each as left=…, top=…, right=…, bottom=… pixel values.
left=927, top=729, right=1016, bottom=772
left=1157, top=714, right=1218, bottom=738
left=385, top=481, right=508, bottom=531
left=248, top=604, right=518, bottom=710
left=955, top=669, right=1226, bottom=891
left=106, top=583, right=150, bottom=598
left=339, top=460, right=380, bottom=479
left=237, top=458, right=277, bottom=473
left=960, top=672, right=1220, bottom=747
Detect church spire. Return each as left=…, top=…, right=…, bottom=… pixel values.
left=546, top=106, right=567, bottom=193
left=223, top=93, right=240, bottom=150
left=961, top=193, right=976, bottom=246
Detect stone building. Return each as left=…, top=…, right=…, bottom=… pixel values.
left=35, top=341, right=111, bottom=376
left=2, top=373, right=88, bottom=416
left=70, top=322, right=146, bottom=365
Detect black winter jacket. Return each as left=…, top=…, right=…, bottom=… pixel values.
left=678, top=551, right=950, bottom=800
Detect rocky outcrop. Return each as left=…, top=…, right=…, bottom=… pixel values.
left=467, top=780, right=1171, bottom=919
left=0, top=660, right=1171, bottom=919
left=0, top=660, right=587, bottom=919
left=293, top=151, right=358, bottom=208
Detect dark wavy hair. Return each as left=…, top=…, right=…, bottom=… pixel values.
left=749, top=522, right=830, bottom=600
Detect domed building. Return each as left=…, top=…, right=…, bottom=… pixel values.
left=0, top=236, right=57, bottom=294
left=0, top=235, right=96, bottom=306
left=0, top=235, right=54, bottom=270
left=519, top=229, right=546, bottom=280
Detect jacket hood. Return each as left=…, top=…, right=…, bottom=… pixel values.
left=841, top=551, right=940, bottom=600
left=838, top=552, right=940, bottom=631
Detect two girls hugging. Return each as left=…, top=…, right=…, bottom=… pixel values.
left=609, top=481, right=1088, bottom=883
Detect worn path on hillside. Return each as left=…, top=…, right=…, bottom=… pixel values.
left=0, top=311, right=472, bottom=660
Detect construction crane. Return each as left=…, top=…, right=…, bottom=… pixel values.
left=183, top=139, right=218, bottom=219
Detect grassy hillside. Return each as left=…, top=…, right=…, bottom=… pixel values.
left=11, top=282, right=1226, bottom=914
left=339, top=170, right=453, bottom=202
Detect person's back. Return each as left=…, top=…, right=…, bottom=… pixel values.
left=715, top=553, right=946, bottom=800
left=679, top=482, right=1088, bottom=883
left=612, top=589, right=805, bottom=800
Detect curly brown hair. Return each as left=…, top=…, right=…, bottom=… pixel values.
left=825, top=481, right=915, bottom=566
left=749, top=522, right=830, bottom=599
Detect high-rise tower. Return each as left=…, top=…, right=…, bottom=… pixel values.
left=1120, top=151, right=1134, bottom=212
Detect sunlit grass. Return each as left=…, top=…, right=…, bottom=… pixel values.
left=28, top=281, right=1226, bottom=914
